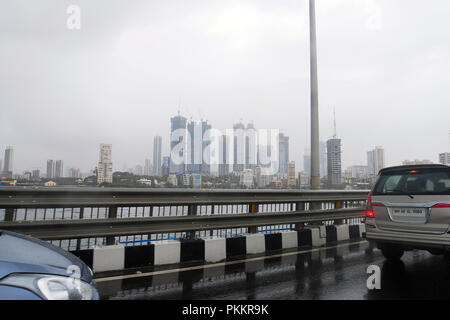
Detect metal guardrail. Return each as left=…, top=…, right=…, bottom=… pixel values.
left=0, top=187, right=369, bottom=207
left=0, top=187, right=369, bottom=250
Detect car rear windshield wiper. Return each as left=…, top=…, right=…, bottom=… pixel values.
left=392, top=189, right=414, bottom=199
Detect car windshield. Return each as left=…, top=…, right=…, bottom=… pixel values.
left=372, top=168, right=450, bottom=196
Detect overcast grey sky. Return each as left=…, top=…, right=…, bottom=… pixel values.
left=1, top=0, right=450, bottom=174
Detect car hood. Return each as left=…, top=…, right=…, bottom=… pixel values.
left=0, top=230, right=92, bottom=283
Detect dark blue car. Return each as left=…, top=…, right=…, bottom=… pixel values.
left=0, top=230, right=99, bottom=300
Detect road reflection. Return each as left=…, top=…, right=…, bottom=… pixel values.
left=98, top=241, right=450, bottom=300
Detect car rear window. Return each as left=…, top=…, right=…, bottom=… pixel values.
left=372, top=168, right=450, bottom=196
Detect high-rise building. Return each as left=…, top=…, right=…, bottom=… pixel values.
left=170, top=114, right=187, bottom=174
left=192, top=173, right=202, bottom=188
left=278, top=133, right=289, bottom=175
left=299, top=171, right=309, bottom=187
left=144, top=159, right=152, bottom=176
left=68, top=167, right=81, bottom=178
left=327, top=138, right=342, bottom=188
left=218, top=135, right=229, bottom=177
left=97, top=144, right=113, bottom=184
left=55, top=160, right=64, bottom=178
left=32, top=170, right=40, bottom=179
left=319, top=141, right=327, bottom=178
left=162, top=156, right=170, bottom=176
left=348, top=165, right=369, bottom=179
left=46, top=160, right=54, bottom=179
left=153, top=136, right=162, bottom=176
left=167, top=174, right=178, bottom=186
left=439, top=153, right=450, bottom=166
left=186, top=120, right=211, bottom=174
left=303, top=153, right=311, bottom=177
left=3, top=146, right=14, bottom=174
left=240, top=169, right=254, bottom=188
left=233, top=122, right=246, bottom=173
left=245, top=123, right=257, bottom=170
left=287, top=161, right=296, bottom=188
left=367, top=146, right=385, bottom=176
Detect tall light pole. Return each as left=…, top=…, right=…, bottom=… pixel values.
left=309, top=0, right=320, bottom=190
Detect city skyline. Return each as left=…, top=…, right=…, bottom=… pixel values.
left=1, top=112, right=449, bottom=178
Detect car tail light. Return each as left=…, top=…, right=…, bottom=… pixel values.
left=432, top=204, right=450, bottom=208
left=365, top=210, right=375, bottom=218
left=365, top=192, right=384, bottom=218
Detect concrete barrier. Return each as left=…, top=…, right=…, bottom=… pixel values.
left=245, top=233, right=265, bottom=254
left=336, top=225, right=350, bottom=242
left=281, top=231, right=298, bottom=249
left=204, top=237, right=226, bottom=263
left=154, top=240, right=180, bottom=266
left=70, top=223, right=366, bottom=274
left=92, top=245, right=125, bottom=273
left=310, top=227, right=326, bottom=247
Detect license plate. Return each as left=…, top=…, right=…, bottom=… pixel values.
left=392, top=208, right=426, bottom=218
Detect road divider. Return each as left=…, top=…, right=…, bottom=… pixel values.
left=71, top=223, right=366, bottom=274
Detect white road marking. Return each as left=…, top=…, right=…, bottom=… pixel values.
left=95, top=240, right=368, bottom=283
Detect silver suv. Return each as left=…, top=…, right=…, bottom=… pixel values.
left=365, top=164, right=450, bottom=260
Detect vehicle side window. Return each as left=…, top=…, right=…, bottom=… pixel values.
left=382, top=175, right=402, bottom=193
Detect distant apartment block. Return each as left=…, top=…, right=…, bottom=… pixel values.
left=298, top=171, right=309, bottom=186
left=55, top=160, right=64, bottom=178
left=162, top=156, right=170, bottom=176
left=218, top=135, right=230, bottom=177
left=32, top=170, right=40, bottom=179
left=167, top=174, right=178, bottom=186
left=348, top=165, right=369, bottom=179
left=327, top=138, right=342, bottom=188
left=46, top=159, right=64, bottom=179
left=192, top=173, right=202, bottom=188
left=97, top=144, right=113, bottom=184
left=320, top=141, right=327, bottom=178
left=240, top=169, right=254, bottom=188
left=144, top=159, right=152, bottom=176
left=278, top=133, right=289, bottom=175
left=46, top=160, right=54, bottom=179
left=153, top=136, right=162, bottom=175
left=439, top=153, right=450, bottom=165
left=287, top=161, right=296, bottom=188
left=3, top=146, right=14, bottom=175
left=367, top=146, right=385, bottom=176
left=170, top=114, right=187, bottom=174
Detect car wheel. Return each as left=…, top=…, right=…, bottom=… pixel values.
left=380, top=245, right=404, bottom=260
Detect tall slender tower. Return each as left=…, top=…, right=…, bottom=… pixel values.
left=97, top=144, right=113, bottom=184
left=309, top=0, right=320, bottom=190
left=3, top=146, right=14, bottom=174
left=153, top=135, right=162, bottom=176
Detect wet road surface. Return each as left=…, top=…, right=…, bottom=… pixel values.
left=97, top=240, right=450, bottom=300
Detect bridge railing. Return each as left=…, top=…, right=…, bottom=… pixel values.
left=0, top=187, right=369, bottom=250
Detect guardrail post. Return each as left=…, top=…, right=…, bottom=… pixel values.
left=79, top=207, right=84, bottom=220
left=309, top=201, right=324, bottom=226
left=186, top=204, right=197, bottom=239
left=334, top=200, right=344, bottom=225
left=294, top=202, right=306, bottom=229
left=4, top=208, right=14, bottom=222
left=149, top=205, right=153, bottom=217
left=105, top=206, right=118, bottom=245
left=248, top=203, right=258, bottom=233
